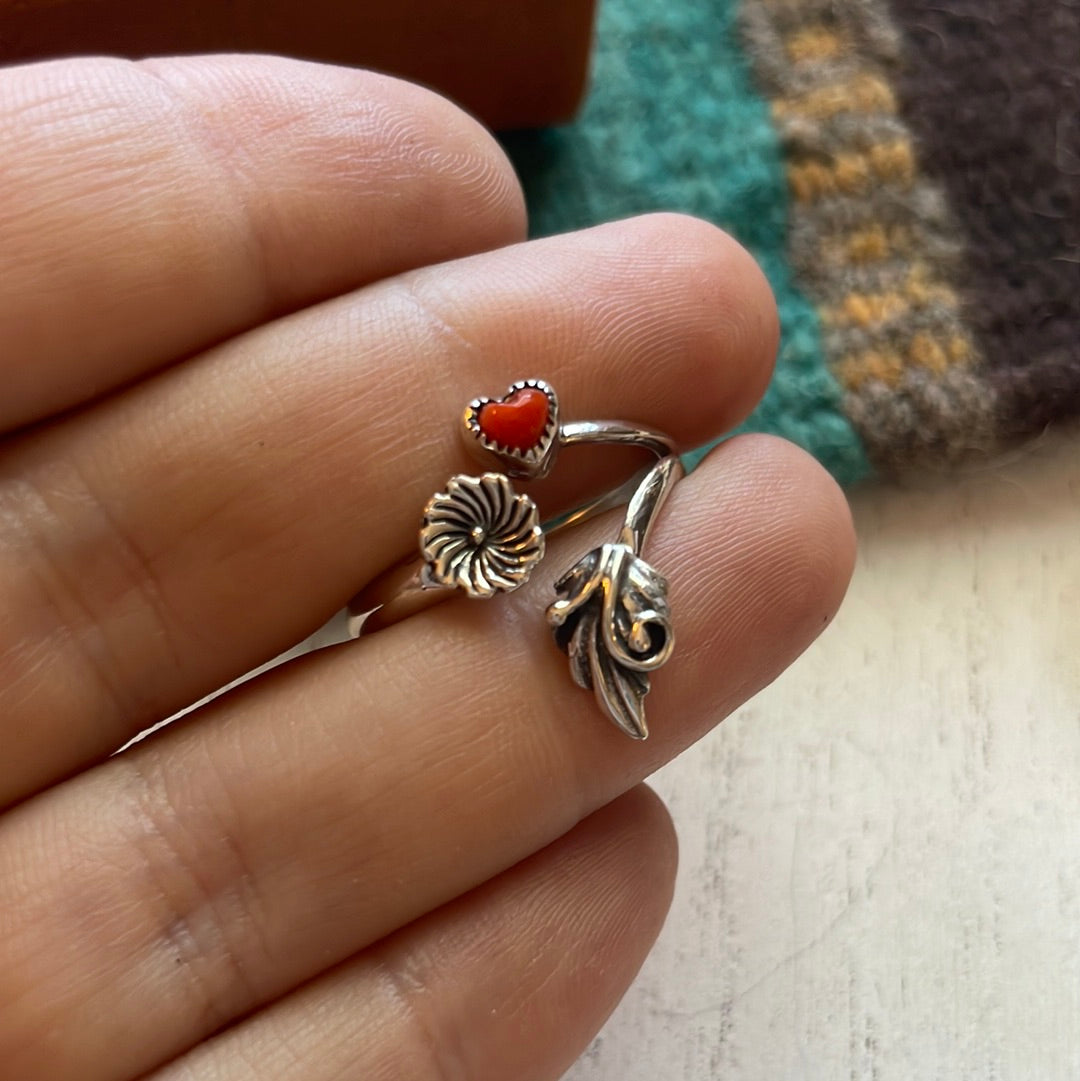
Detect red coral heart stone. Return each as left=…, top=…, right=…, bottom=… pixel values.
left=477, top=387, right=550, bottom=453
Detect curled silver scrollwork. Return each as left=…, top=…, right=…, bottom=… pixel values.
left=420, top=472, right=545, bottom=599
left=546, top=541, right=674, bottom=740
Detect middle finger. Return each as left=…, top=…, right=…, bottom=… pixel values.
left=0, top=436, right=854, bottom=1081
left=0, top=213, right=775, bottom=806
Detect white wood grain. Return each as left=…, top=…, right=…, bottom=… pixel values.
left=566, top=433, right=1080, bottom=1081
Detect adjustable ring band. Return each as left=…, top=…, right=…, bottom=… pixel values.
left=347, top=378, right=684, bottom=739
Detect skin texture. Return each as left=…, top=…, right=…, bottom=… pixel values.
left=0, top=55, right=855, bottom=1081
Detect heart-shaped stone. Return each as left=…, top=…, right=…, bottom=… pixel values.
left=463, top=378, right=559, bottom=480
left=477, top=386, right=551, bottom=452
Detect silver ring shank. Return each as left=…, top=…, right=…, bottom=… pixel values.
left=544, top=421, right=683, bottom=554
left=347, top=419, right=682, bottom=637
left=558, top=420, right=676, bottom=460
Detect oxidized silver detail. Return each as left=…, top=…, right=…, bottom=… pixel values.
left=547, top=542, right=674, bottom=740
left=350, top=379, right=683, bottom=741
left=419, top=472, right=544, bottom=598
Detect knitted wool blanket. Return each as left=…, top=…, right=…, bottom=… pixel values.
left=504, top=0, right=1079, bottom=484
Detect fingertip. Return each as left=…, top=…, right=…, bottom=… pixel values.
left=676, top=434, right=857, bottom=694
left=622, top=783, right=680, bottom=919
left=723, top=433, right=857, bottom=626
left=588, top=784, right=679, bottom=919
left=140, top=53, right=529, bottom=264
left=611, top=212, right=780, bottom=443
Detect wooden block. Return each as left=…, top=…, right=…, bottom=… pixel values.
left=0, top=0, right=596, bottom=128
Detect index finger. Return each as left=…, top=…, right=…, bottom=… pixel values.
left=0, top=54, right=525, bottom=430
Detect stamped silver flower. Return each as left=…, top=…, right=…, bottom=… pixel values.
left=419, top=473, right=545, bottom=598
left=546, top=542, right=674, bottom=739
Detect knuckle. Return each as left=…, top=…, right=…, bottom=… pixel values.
left=121, top=752, right=268, bottom=1032
left=0, top=459, right=189, bottom=731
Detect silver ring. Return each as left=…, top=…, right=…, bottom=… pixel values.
left=348, top=378, right=683, bottom=739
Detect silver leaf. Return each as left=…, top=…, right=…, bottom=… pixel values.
left=547, top=542, right=674, bottom=739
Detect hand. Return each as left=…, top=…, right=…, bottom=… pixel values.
left=0, top=55, right=854, bottom=1080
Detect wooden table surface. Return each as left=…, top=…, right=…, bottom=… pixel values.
left=566, top=432, right=1080, bottom=1081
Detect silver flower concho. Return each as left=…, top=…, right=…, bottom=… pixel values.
left=419, top=472, right=545, bottom=598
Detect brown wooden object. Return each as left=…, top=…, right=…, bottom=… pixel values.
left=0, top=0, right=596, bottom=128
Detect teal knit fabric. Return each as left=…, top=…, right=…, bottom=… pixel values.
left=502, top=0, right=872, bottom=484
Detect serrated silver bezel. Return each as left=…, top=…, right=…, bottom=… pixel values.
left=461, top=378, right=560, bottom=480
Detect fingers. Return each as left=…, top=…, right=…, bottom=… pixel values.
left=0, top=213, right=777, bottom=806
left=0, top=54, right=525, bottom=430
left=148, top=786, right=676, bottom=1081
left=0, top=436, right=854, bottom=1080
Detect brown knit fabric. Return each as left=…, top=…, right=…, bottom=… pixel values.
left=740, top=0, right=1001, bottom=470
left=890, top=0, right=1080, bottom=438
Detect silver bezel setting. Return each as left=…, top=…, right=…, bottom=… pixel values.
left=462, top=378, right=560, bottom=480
